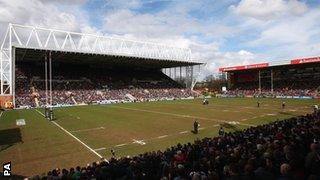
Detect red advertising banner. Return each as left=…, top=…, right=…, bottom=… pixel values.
left=291, top=57, right=320, bottom=64
left=219, top=63, right=269, bottom=72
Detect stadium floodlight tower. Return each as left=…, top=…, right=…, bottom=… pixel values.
left=0, top=23, right=204, bottom=108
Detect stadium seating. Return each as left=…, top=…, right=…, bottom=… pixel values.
left=222, top=88, right=319, bottom=98
left=33, top=111, right=320, bottom=179
left=223, top=75, right=319, bottom=98
left=15, top=64, right=195, bottom=107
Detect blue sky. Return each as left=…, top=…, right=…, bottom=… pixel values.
left=0, top=0, right=320, bottom=76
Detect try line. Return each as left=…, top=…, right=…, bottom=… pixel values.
left=34, top=109, right=104, bottom=159
left=0, top=111, right=4, bottom=119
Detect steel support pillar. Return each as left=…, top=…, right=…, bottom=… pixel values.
left=271, top=69, right=273, bottom=93
left=11, top=47, right=15, bottom=107
left=258, top=70, right=261, bottom=94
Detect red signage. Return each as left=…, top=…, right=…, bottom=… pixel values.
left=291, top=57, right=320, bottom=64
left=219, top=63, right=269, bottom=72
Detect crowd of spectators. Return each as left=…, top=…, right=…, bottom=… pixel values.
left=223, top=78, right=319, bottom=98
left=14, top=65, right=195, bottom=107
left=222, top=88, right=319, bottom=98
left=31, top=110, right=320, bottom=180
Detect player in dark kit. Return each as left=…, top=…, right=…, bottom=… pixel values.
left=110, top=149, right=116, bottom=158
left=45, top=106, right=49, bottom=118
left=219, top=126, right=225, bottom=136
left=314, top=105, right=319, bottom=114
left=282, top=101, right=286, bottom=109
left=203, top=99, right=209, bottom=105
left=257, top=101, right=260, bottom=107
left=193, top=120, right=199, bottom=134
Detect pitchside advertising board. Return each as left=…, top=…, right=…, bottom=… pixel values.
left=0, top=95, right=13, bottom=109
left=219, top=63, right=269, bottom=72
left=290, top=57, right=320, bottom=64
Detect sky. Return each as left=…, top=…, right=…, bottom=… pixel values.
left=0, top=0, right=319, bottom=77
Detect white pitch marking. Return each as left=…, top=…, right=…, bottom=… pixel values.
left=207, top=107, right=255, bottom=114
left=198, top=127, right=205, bottom=130
left=111, top=106, right=228, bottom=124
left=71, top=126, right=105, bottom=133
left=34, top=109, right=46, bottom=116
left=132, top=139, right=146, bottom=145
left=227, top=120, right=256, bottom=127
left=267, top=113, right=276, bottom=116
left=0, top=111, right=4, bottom=119
left=241, top=118, right=248, bottom=121
left=97, top=122, right=250, bottom=151
left=179, top=131, right=188, bottom=134
left=34, top=109, right=104, bottom=159
left=111, top=106, right=256, bottom=127
left=157, top=135, right=168, bottom=139
left=115, top=143, right=127, bottom=147
left=52, top=121, right=104, bottom=158
left=228, top=121, right=240, bottom=125
left=94, top=147, right=106, bottom=151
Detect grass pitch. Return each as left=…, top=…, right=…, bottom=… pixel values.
left=0, top=98, right=317, bottom=177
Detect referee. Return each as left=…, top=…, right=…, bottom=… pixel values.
left=193, top=120, right=200, bottom=134
left=219, top=127, right=225, bottom=136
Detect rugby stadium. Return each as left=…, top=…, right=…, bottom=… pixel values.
left=0, top=23, right=319, bottom=180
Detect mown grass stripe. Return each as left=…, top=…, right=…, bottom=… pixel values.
left=34, top=109, right=104, bottom=159
left=71, top=126, right=105, bottom=133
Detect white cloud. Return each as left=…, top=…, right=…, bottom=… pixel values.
left=0, top=0, right=255, bottom=79
left=246, top=8, right=320, bottom=59
left=102, top=8, right=237, bottom=41
left=198, top=48, right=257, bottom=78
left=40, top=0, right=87, bottom=4
left=228, top=0, right=320, bottom=61
left=0, top=0, right=89, bottom=32
left=102, top=20, right=257, bottom=77
left=231, top=0, right=308, bottom=20
left=103, top=9, right=199, bottom=38
left=0, top=0, right=318, bottom=79
left=186, top=40, right=257, bottom=78
left=0, top=0, right=98, bottom=53
left=101, top=8, right=250, bottom=77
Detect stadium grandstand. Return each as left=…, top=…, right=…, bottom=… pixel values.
left=1, top=24, right=320, bottom=180
left=0, top=24, right=203, bottom=109
left=219, top=56, right=320, bottom=99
